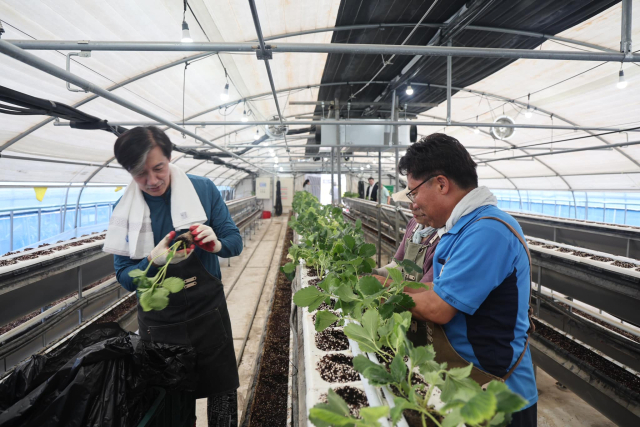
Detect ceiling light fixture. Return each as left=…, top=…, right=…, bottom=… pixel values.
left=279, top=166, right=284, bottom=172
left=181, top=21, right=192, bottom=43
left=474, top=116, right=480, bottom=134
left=405, top=84, right=414, bottom=96
left=254, top=129, right=260, bottom=140
left=617, top=70, right=628, bottom=89
left=220, top=82, right=229, bottom=101
left=366, top=164, right=371, bottom=169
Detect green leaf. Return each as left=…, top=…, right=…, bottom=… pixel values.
left=357, top=276, right=384, bottom=296
left=352, top=355, right=394, bottom=386
left=335, top=284, right=359, bottom=302
left=390, top=353, right=408, bottom=383
left=398, top=259, right=423, bottom=274
left=421, top=370, right=445, bottom=387
left=308, top=408, right=353, bottom=427
left=282, top=262, right=296, bottom=274
left=315, top=310, right=339, bottom=332
left=460, top=390, right=497, bottom=425
left=442, top=408, right=465, bottom=427
left=378, top=301, right=395, bottom=319
left=128, top=269, right=145, bottom=278
left=447, top=364, right=473, bottom=379
left=135, top=276, right=152, bottom=292
left=361, top=309, right=379, bottom=340
left=489, top=412, right=511, bottom=427
left=387, top=267, right=403, bottom=284
left=390, top=397, right=412, bottom=423
left=441, top=374, right=481, bottom=403
left=348, top=257, right=363, bottom=267
left=343, top=324, right=378, bottom=352
left=343, top=235, right=356, bottom=250
left=293, top=286, right=326, bottom=308
left=355, top=219, right=362, bottom=230
left=162, top=277, right=185, bottom=293
left=359, top=406, right=389, bottom=425
left=404, top=281, right=429, bottom=290
left=358, top=243, right=376, bottom=258
left=410, top=344, right=436, bottom=368
left=486, top=381, right=528, bottom=413
left=139, top=287, right=170, bottom=312
left=326, top=388, right=351, bottom=417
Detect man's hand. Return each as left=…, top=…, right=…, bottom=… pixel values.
left=148, top=231, right=195, bottom=266
left=409, top=287, right=458, bottom=324
left=189, top=224, right=222, bottom=253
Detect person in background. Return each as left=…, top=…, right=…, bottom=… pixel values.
left=372, top=187, right=440, bottom=345
left=302, top=178, right=311, bottom=192
left=104, top=126, right=243, bottom=427
left=365, top=177, right=391, bottom=204
left=398, top=133, right=537, bottom=426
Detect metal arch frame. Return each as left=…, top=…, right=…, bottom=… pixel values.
left=415, top=83, right=640, bottom=170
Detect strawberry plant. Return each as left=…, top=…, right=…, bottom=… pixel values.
left=289, top=192, right=529, bottom=426
left=128, top=234, right=189, bottom=311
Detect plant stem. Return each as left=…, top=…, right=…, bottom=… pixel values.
left=421, top=413, right=427, bottom=427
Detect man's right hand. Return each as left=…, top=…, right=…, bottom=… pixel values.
left=147, top=231, right=195, bottom=266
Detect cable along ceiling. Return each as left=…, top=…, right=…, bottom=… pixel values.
left=0, top=1, right=637, bottom=191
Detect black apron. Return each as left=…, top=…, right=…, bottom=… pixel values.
left=137, top=253, right=239, bottom=398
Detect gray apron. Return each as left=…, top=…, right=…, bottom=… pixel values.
left=137, top=253, right=239, bottom=398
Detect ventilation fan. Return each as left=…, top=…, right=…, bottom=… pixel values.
left=265, top=115, right=289, bottom=139
left=490, top=115, right=516, bottom=140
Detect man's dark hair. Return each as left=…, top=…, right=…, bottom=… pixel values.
left=398, top=133, right=477, bottom=189
left=114, top=126, right=173, bottom=174
left=368, top=177, right=374, bottom=181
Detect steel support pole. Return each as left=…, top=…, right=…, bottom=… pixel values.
left=9, top=211, right=14, bottom=251
left=377, top=151, right=383, bottom=268
left=7, top=40, right=640, bottom=62
left=37, top=208, right=41, bottom=241
left=621, top=0, right=633, bottom=54
left=447, top=40, right=452, bottom=124
left=336, top=98, right=341, bottom=204
left=330, top=147, right=335, bottom=205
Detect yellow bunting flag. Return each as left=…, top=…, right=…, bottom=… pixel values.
left=115, top=186, right=123, bottom=192
left=34, top=187, right=48, bottom=202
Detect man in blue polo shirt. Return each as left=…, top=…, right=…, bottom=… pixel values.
left=398, top=133, right=537, bottom=426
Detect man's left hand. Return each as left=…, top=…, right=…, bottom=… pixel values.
left=190, top=224, right=222, bottom=253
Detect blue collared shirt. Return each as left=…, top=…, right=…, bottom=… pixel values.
left=113, top=175, right=243, bottom=292
left=433, top=205, right=538, bottom=408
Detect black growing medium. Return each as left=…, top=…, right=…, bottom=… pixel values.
left=247, top=218, right=293, bottom=427
left=533, top=320, right=640, bottom=394
left=315, top=328, right=349, bottom=352
left=318, top=386, right=369, bottom=418
left=317, top=353, right=359, bottom=383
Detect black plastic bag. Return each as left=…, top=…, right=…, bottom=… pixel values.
left=275, top=180, right=283, bottom=216
left=0, top=323, right=196, bottom=427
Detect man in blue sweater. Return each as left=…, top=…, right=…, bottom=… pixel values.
left=109, top=126, right=243, bottom=427
left=399, top=134, right=538, bottom=427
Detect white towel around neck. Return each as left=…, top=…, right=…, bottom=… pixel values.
left=103, top=163, right=208, bottom=258
left=437, top=186, right=498, bottom=237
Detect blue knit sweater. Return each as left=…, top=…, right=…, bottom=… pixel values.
left=113, top=175, right=243, bottom=292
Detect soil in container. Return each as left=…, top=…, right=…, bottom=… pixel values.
left=542, top=244, right=558, bottom=249
left=247, top=217, right=294, bottom=427
left=307, top=266, right=321, bottom=277
left=307, top=278, right=323, bottom=292
left=318, top=386, right=369, bottom=418
left=590, top=255, right=614, bottom=262
left=312, top=310, right=340, bottom=328
left=533, top=319, right=640, bottom=393
left=403, top=409, right=444, bottom=427
left=612, top=261, right=637, bottom=268
left=315, top=328, right=349, bottom=351
left=554, top=302, right=640, bottom=344
left=317, top=353, right=359, bottom=383
left=311, top=299, right=336, bottom=313
left=528, top=241, right=543, bottom=246
left=557, top=247, right=573, bottom=253
left=96, top=295, right=138, bottom=324
left=571, top=251, right=592, bottom=257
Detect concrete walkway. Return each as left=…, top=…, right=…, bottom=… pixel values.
left=196, top=216, right=289, bottom=426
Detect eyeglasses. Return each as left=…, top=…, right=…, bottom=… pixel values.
left=407, top=174, right=438, bottom=203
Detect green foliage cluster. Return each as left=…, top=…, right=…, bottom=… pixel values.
left=343, top=191, right=360, bottom=198
left=286, top=192, right=528, bottom=427
left=128, top=240, right=186, bottom=311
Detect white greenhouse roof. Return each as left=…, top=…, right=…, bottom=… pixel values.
left=0, top=1, right=639, bottom=191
